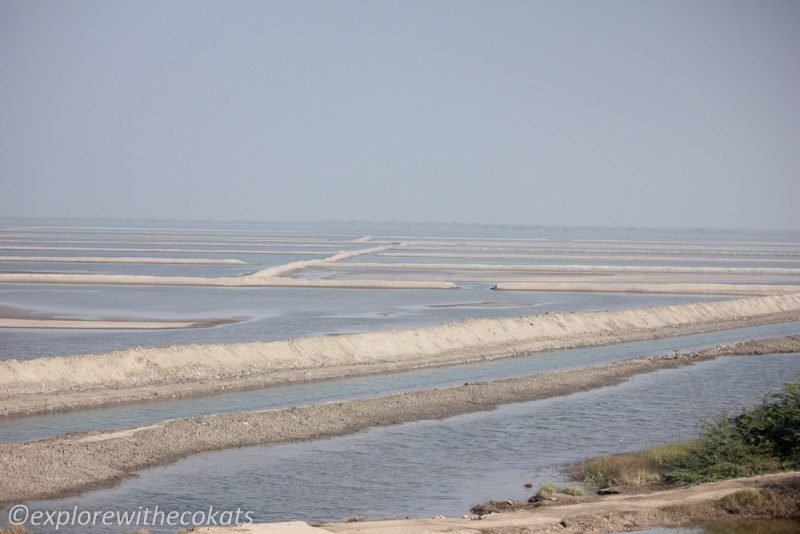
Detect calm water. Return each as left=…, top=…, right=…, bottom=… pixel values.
left=2, top=220, right=798, bottom=361
left=2, top=320, right=799, bottom=444
left=2, top=220, right=800, bottom=533
left=9, top=353, right=800, bottom=533
left=0, top=285, right=726, bottom=361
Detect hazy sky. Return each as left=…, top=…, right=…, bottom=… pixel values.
left=1, top=1, right=798, bottom=229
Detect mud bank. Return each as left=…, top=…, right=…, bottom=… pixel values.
left=0, top=317, right=239, bottom=330
left=0, top=272, right=455, bottom=289
left=0, top=305, right=242, bottom=330
left=495, top=282, right=800, bottom=296
left=0, top=256, right=246, bottom=265
left=0, top=239, right=343, bottom=248
left=398, top=244, right=800, bottom=256
left=328, top=262, right=800, bottom=276
left=0, top=245, right=333, bottom=255
left=0, top=337, right=798, bottom=506
left=382, top=251, right=800, bottom=264
left=1, top=294, right=799, bottom=416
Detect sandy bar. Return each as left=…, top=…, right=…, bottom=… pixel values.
left=0, top=239, right=346, bottom=248
left=1, top=294, right=799, bottom=416
left=0, top=318, right=233, bottom=329
left=0, top=255, right=246, bottom=265
left=327, top=261, right=800, bottom=276
left=494, top=282, right=800, bottom=296
left=0, top=245, right=333, bottom=255
left=319, top=269, right=800, bottom=287
left=0, top=233, right=369, bottom=244
left=0, top=227, right=368, bottom=239
left=397, top=241, right=800, bottom=251
left=0, top=305, right=242, bottom=329
left=398, top=245, right=800, bottom=256
left=0, top=245, right=457, bottom=289
left=248, top=245, right=393, bottom=277
left=0, top=278, right=457, bottom=291
left=0, top=272, right=457, bottom=289
left=0, top=336, right=798, bottom=505
left=382, top=251, right=800, bottom=264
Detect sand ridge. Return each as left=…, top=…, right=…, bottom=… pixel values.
left=0, top=318, right=235, bottom=329
left=247, top=245, right=394, bottom=278
left=1, top=293, right=799, bottom=416
left=0, top=244, right=457, bottom=289
left=493, top=282, right=800, bottom=296
left=381, top=251, right=800, bottom=264
left=0, top=337, right=797, bottom=506
left=325, top=261, right=800, bottom=275
left=0, top=239, right=345, bottom=248
left=0, top=271, right=457, bottom=289
left=0, top=245, right=333, bottom=255
left=0, top=255, right=246, bottom=265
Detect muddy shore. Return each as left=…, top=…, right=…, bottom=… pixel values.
left=1, top=335, right=798, bottom=507
left=494, top=281, right=800, bottom=296
left=302, top=472, right=797, bottom=534
left=2, top=294, right=799, bottom=417
left=0, top=305, right=242, bottom=330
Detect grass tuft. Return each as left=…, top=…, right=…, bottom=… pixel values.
left=534, top=483, right=558, bottom=500
left=559, top=486, right=585, bottom=496
left=573, top=441, right=696, bottom=488
left=718, top=488, right=764, bottom=513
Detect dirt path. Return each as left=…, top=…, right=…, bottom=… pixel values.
left=185, top=472, right=800, bottom=533
left=315, top=472, right=800, bottom=534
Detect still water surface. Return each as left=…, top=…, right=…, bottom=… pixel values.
left=11, top=353, right=800, bottom=532
left=2, top=321, right=798, bottom=443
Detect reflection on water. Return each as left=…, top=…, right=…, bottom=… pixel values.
left=11, top=354, right=800, bottom=533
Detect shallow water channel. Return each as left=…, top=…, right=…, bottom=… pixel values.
left=8, top=351, right=800, bottom=533
left=2, top=320, right=799, bottom=444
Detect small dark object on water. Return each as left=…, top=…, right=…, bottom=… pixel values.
left=524, top=482, right=533, bottom=489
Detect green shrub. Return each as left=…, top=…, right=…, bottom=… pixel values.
left=669, top=383, right=800, bottom=485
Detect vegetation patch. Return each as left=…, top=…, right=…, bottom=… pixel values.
left=669, top=383, right=800, bottom=485
left=571, top=382, right=800, bottom=489
left=534, top=483, right=558, bottom=500
left=570, top=441, right=696, bottom=488
left=559, top=486, right=584, bottom=497
left=663, top=480, right=800, bottom=521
